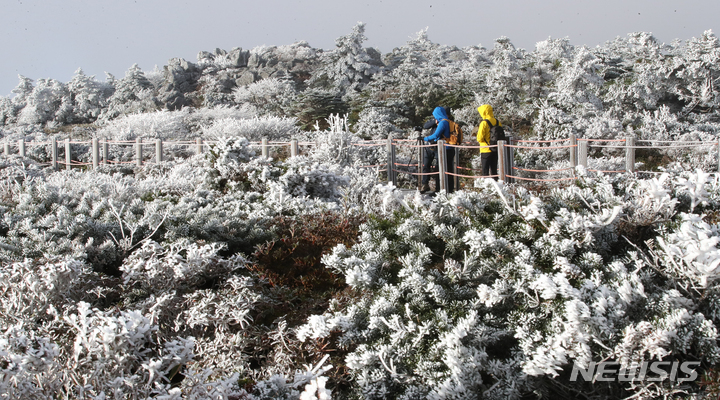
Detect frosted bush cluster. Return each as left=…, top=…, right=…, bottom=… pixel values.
left=301, top=171, right=720, bottom=398
left=201, top=116, right=299, bottom=141
left=3, top=125, right=720, bottom=398
left=0, top=130, right=384, bottom=398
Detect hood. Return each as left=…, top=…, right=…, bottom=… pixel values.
left=432, top=107, right=449, bottom=121
left=477, top=104, right=494, bottom=120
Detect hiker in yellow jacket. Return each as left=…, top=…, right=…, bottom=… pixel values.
left=476, top=104, right=501, bottom=180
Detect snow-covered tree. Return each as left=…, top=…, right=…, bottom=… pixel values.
left=11, top=75, right=34, bottom=107
left=0, top=96, right=16, bottom=126
left=16, top=78, right=68, bottom=126
left=482, top=37, right=532, bottom=122
left=100, top=64, right=159, bottom=121
left=599, top=32, right=671, bottom=120
left=672, top=29, right=720, bottom=114
left=64, top=68, right=107, bottom=124
left=309, top=22, right=382, bottom=97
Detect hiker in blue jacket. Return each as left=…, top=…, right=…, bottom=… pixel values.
left=419, top=107, right=455, bottom=193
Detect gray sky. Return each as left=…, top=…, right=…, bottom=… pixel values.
left=1, top=0, right=718, bottom=97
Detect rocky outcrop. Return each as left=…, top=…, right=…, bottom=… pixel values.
left=158, top=58, right=201, bottom=110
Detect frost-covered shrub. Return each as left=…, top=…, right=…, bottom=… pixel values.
left=0, top=323, right=63, bottom=398
left=120, top=239, right=246, bottom=292
left=206, top=136, right=256, bottom=177
left=353, top=106, right=410, bottom=140
left=300, top=174, right=720, bottom=398
left=201, top=116, right=299, bottom=141
left=233, top=77, right=297, bottom=117
left=0, top=257, right=99, bottom=326
left=277, top=156, right=349, bottom=200
left=181, top=105, right=256, bottom=132
left=97, top=109, right=192, bottom=141
left=310, top=114, right=385, bottom=169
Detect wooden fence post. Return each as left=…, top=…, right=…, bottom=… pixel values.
left=156, top=139, right=163, bottom=163
left=498, top=140, right=506, bottom=182
left=453, top=143, right=460, bottom=191
left=262, top=138, right=269, bottom=158
left=717, top=141, right=720, bottom=174
left=506, top=136, right=514, bottom=184
left=437, top=140, right=447, bottom=192
left=51, top=136, right=58, bottom=170
left=3, top=142, right=9, bottom=156
left=625, top=137, right=635, bottom=173
left=65, top=138, right=71, bottom=170
left=386, top=137, right=394, bottom=184
left=102, top=140, right=108, bottom=165
left=196, top=138, right=203, bottom=155
left=579, top=140, right=588, bottom=168
left=136, top=137, right=143, bottom=167
left=290, top=139, right=299, bottom=158
left=418, top=139, right=424, bottom=190
left=92, top=138, right=99, bottom=169
left=569, top=134, right=577, bottom=173
left=19, top=138, right=25, bottom=158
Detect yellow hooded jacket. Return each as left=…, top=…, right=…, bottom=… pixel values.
left=476, top=104, right=501, bottom=154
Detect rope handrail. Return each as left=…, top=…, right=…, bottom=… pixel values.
left=578, top=138, right=627, bottom=142
left=587, top=145, right=628, bottom=149
left=356, top=164, right=387, bottom=168
left=506, top=174, right=577, bottom=182
left=456, top=166, right=483, bottom=172
left=507, top=144, right=577, bottom=150
left=392, top=169, right=439, bottom=176
left=106, top=142, right=137, bottom=146
left=636, top=139, right=711, bottom=144
left=352, top=142, right=386, bottom=147
left=106, top=159, right=137, bottom=165
left=163, top=141, right=198, bottom=145
left=58, top=160, right=93, bottom=166
left=513, top=166, right=574, bottom=173
left=587, top=169, right=627, bottom=173
left=631, top=143, right=715, bottom=148
left=516, top=139, right=568, bottom=143
left=590, top=144, right=714, bottom=149
left=446, top=143, right=495, bottom=149
left=446, top=171, right=498, bottom=179
left=60, top=141, right=92, bottom=145
left=246, top=142, right=291, bottom=147
left=394, top=142, right=439, bottom=149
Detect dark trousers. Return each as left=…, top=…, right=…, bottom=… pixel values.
left=422, top=146, right=455, bottom=193
left=481, top=152, right=498, bottom=180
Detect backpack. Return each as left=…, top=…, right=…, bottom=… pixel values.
left=483, top=119, right=506, bottom=151
left=442, top=119, right=463, bottom=145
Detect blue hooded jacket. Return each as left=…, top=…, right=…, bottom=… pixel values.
left=423, top=107, right=451, bottom=143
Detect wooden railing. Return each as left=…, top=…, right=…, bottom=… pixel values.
left=2, top=134, right=718, bottom=189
